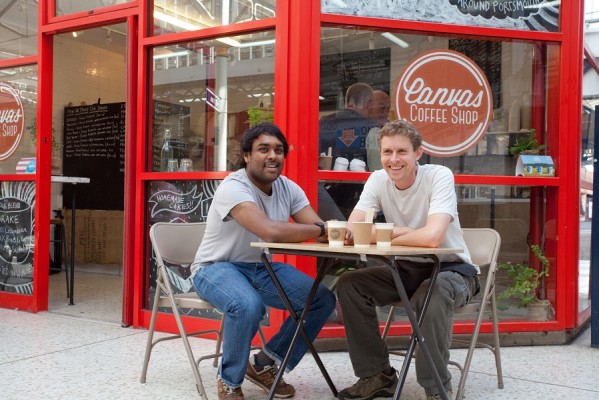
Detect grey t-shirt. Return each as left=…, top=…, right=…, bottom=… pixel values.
left=191, top=169, right=310, bottom=274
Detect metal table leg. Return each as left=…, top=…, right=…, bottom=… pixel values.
left=260, top=252, right=338, bottom=400
left=389, top=255, right=449, bottom=400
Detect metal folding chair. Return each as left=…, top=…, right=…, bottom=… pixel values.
left=381, top=228, right=504, bottom=400
left=140, top=222, right=266, bottom=399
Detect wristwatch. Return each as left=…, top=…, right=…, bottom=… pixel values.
left=314, top=222, right=326, bottom=237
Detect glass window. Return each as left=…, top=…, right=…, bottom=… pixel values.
left=0, top=181, right=36, bottom=295
left=55, top=0, right=133, bottom=16
left=150, top=31, right=275, bottom=172
left=321, top=0, right=561, bottom=32
left=153, top=0, right=276, bottom=35
left=318, top=27, right=557, bottom=177
left=0, top=0, right=38, bottom=59
left=0, top=66, right=38, bottom=174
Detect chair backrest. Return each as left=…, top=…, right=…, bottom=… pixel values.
left=462, top=228, right=501, bottom=270
left=150, top=222, right=207, bottom=266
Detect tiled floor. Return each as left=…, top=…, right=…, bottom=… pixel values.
left=1, top=269, right=597, bottom=399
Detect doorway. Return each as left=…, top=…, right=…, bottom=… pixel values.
left=48, top=23, right=128, bottom=324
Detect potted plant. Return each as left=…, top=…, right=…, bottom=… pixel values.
left=247, top=106, right=274, bottom=127
left=497, top=244, right=553, bottom=321
left=508, top=128, right=545, bottom=156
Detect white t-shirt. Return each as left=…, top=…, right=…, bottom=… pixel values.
left=190, top=169, right=310, bottom=274
left=355, top=164, right=476, bottom=270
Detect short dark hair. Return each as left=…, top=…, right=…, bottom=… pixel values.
left=239, top=123, right=289, bottom=168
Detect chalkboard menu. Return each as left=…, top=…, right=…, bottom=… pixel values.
left=152, top=100, right=191, bottom=172
left=0, top=181, right=35, bottom=295
left=320, top=48, right=391, bottom=111
left=449, top=39, right=502, bottom=109
left=63, top=102, right=126, bottom=210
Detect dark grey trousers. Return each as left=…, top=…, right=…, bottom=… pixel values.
left=336, top=262, right=478, bottom=395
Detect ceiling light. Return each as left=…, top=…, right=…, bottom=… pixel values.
left=380, top=32, right=409, bottom=48
left=154, top=10, right=241, bottom=47
left=72, top=31, right=83, bottom=38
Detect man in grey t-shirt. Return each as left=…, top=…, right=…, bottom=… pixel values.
left=191, top=123, right=335, bottom=400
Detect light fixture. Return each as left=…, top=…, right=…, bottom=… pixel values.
left=153, top=10, right=272, bottom=49
left=72, top=30, right=83, bottom=38
left=380, top=32, right=409, bottom=48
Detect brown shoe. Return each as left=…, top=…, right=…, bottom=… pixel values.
left=245, top=359, right=295, bottom=398
left=217, top=378, right=244, bottom=399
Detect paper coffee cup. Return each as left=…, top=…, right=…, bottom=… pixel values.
left=352, top=221, right=373, bottom=248
left=375, top=223, right=394, bottom=247
left=318, top=155, right=333, bottom=170
left=333, top=157, right=349, bottom=171
left=327, top=220, right=347, bottom=247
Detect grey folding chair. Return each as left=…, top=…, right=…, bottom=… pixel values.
left=140, top=222, right=266, bottom=399
left=381, top=228, right=503, bottom=400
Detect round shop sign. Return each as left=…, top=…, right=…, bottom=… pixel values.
left=0, top=83, right=25, bottom=161
left=394, top=50, right=492, bottom=157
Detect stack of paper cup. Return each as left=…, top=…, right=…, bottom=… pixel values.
left=349, top=158, right=366, bottom=172
left=333, top=157, right=349, bottom=171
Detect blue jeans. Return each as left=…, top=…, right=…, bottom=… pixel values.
left=192, top=261, right=336, bottom=388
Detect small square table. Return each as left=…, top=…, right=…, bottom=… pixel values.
left=251, top=241, right=462, bottom=400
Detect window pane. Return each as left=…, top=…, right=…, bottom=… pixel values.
left=0, top=181, right=36, bottom=295
left=150, top=31, right=275, bottom=172
left=0, top=66, right=38, bottom=174
left=321, top=0, right=561, bottom=32
left=55, top=0, right=133, bottom=16
left=318, top=27, right=558, bottom=177
left=153, top=0, right=276, bottom=35
left=0, top=0, right=38, bottom=59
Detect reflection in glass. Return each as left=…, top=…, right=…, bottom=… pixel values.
left=153, top=0, right=276, bottom=35
left=0, top=0, right=38, bottom=59
left=55, top=0, right=133, bottom=16
left=150, top=32, right=275, bottom=172
left=0, top=66, right=38, bottom=174
left=319, top=27, right=557, bottom=177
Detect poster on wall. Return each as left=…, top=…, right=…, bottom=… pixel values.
left=0, top=181, right=35, bottom=295
left=322, top=0, right=560, bottom=32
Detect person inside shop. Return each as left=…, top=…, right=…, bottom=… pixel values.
left=319, top=82, right=377, bottom=218
left=190, top=122, right=336, bottom=400
left=226, top=139, right=242, bottom=171
left=335, top=119, right=480, bottom=400
left=365, top=90, right=391, bottom=171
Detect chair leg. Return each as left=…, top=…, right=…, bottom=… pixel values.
left=213, top=312, right=225, bottom=368
left=140, top=285, right=163, bottom=383
left=168, top=292, right=208, bottom=399
left=490, top=293, right=504, bottom=389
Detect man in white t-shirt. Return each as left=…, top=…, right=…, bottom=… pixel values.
left=336, top=120, right=480, bottom=400
left=191, top=123, right=335, bottom=400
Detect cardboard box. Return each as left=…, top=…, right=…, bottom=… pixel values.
left=63, top=210, right=124, bottom=264
left=515, top=155, right=555, bottom=177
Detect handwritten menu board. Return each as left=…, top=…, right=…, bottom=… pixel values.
left=449, top=39, right=502, bottom=109
left=0, top=181, right=35, bottom=295
left=152, top=100, right=191, bottom=172
left=320, top=48, right=391, bottom=112
left=63, top=102, right=126, bottom=210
